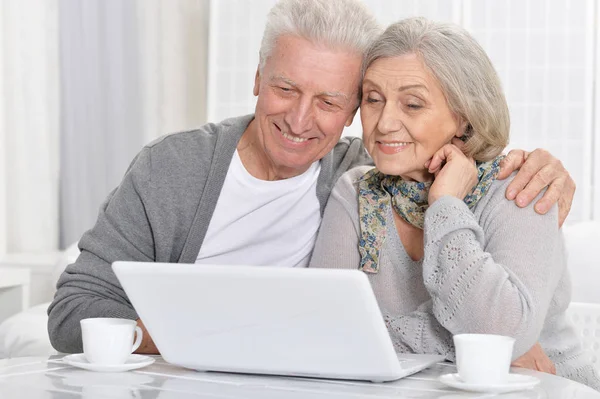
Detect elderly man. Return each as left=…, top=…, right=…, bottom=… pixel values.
left=49, top=0, right=574, bottom=362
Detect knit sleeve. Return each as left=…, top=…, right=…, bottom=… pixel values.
left=382, top=301, right=455, bottom=359
left=422, top=177, right=565, bottom=358
left=309, top=172, right=363, bottom=271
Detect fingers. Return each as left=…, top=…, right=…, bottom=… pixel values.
left=426, top=146, right=450, bottom=174
left=498, top=149, right=529, bottom=182
left=450, top=137, right=466, bottom=152
left=558, top=176, right=576, bottom=227
left=504, top=149, right=575, bottom=225
left=528, top=175, right=564, bottom=215
left=505, top=149, right=553, bottom=202
left=515, top=164, right=560, bottom=209
left=511, top=359, right=533, bottom=370
left=511, top=343, right=556, bottom=374
left=426, top=144, right=467, bottom=174
left=512, top=359, right=556, bottom=374
left=136, top=319, right=160, bottom=354
left=535, top=358, right=557, bottom=375
left=534, top=355, right=556, bottom=374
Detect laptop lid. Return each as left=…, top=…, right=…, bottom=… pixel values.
left=112, top=262, right=423, bottom=381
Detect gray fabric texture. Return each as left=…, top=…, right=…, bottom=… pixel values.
left=309, top=166, right=600, bottom=390
left=48, top=114, right=371, bottom=353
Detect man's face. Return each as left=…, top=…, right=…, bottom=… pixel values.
left=252, top=35, right=363, bottom=177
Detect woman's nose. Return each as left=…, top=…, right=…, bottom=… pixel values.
left=376, top=103, right=403, bottom=134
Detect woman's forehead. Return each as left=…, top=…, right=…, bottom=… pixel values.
left=363, top=55, right=443, bottom=94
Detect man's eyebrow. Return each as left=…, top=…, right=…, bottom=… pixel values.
left=270, top=75, right=350, bottom=103
left=320, top=91, right=349, bottom=102
left=270, top=75, right=297, bottom=87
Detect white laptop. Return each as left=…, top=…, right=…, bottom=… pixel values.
left=112, top=262, right=444, bottom=382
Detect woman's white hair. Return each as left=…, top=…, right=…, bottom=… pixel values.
left=259, top=0, right=381, bottom=72
left=363, top=17, right=509, bottom=161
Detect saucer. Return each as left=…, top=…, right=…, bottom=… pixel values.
left=439, top=373, right=540, bottom=393
left=62, top=354, right=155, bottom=372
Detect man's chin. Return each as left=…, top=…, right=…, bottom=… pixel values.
left=270, top=154, right=319, bottom=177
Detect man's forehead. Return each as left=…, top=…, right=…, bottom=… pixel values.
left=269, top=74, right=347, bottom=97
left=269, top=74, right=353, bottom=100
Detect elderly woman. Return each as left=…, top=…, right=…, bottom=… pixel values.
left=309, top=17, right=600, bottom=390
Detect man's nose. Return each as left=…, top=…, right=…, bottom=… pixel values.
left=284, top=97, right=314, bottom=134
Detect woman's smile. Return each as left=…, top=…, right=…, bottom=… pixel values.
left=376, top=140, right=412, bottom=155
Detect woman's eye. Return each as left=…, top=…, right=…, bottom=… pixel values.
left=366, top=97, right=380, bottom=104
left=407, top=103, right=422, bottom=109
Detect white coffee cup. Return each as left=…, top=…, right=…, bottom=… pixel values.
left=453, top=333, right=515, bottom=385
left=81, top=318, right=143, bottom=365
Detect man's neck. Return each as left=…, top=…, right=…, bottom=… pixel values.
left=237, top=120, right=309, bottom=181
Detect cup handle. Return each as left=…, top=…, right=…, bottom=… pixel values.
left=131, top=326, right=143, bottom=353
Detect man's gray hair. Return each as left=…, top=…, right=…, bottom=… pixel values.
left=363, top=17, right=509, bottom=161
left=259, top=0, right=381, bottom=72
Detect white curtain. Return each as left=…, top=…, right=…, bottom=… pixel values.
left=58, top=0, right=208, bottom=248
left=136, top=0, right=209, bottom=144
left=0, top=0, right=60, bottom=255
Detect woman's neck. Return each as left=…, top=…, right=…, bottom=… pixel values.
left=399, top=169, right=434, bottom=183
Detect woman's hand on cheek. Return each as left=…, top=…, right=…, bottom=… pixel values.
left=427, top=144, right=478, bottom=205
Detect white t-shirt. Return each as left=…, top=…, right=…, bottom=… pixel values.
left=195, top=150, right=322, bottom=268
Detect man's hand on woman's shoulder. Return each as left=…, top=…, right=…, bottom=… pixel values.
left=497, top=148, right=575, bottom=227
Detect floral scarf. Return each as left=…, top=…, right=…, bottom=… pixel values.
left=357, top=156, right=504, bottom=273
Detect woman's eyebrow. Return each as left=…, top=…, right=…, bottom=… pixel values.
left=397, top=84, right=428, bottom=92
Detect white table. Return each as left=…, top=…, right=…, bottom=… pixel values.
left=0, top=267, right=30, bottom=324
left=0, top=355, right=598, bottom=398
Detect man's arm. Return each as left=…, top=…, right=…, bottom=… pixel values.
left=48, top=149, right=156, bottom=353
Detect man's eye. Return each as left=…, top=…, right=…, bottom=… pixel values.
left=279, top=87, right=291, bottom=92
left=407, top=103, right=422, bottom=109
left=324, top=100, right=334, bottom=106
left=366, top=97, right=380, bottom=104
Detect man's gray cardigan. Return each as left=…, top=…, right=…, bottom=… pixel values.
left=47, top=114, right=372, bottom=353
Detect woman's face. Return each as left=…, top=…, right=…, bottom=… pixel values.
left=360, top=53, right=466, bottom=181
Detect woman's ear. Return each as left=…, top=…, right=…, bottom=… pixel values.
left=456, top=119, right=469, bottom=138
left=455, top=121, right=473, bottom=144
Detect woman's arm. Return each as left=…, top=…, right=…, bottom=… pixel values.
left=422, top=176, right=564, bottom=358
left=308, top=177, right=363, bottom=271
left=382, top=301, right=455, bottom=358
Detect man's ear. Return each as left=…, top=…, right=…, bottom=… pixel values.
left=344, top=106, right=359, bottom=127
left=253, top=68, right=261, bottom=96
